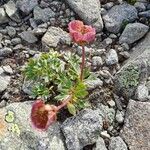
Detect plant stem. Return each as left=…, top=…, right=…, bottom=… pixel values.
left=57, top=95, right=72, bottom=111
left=80, top=45, right=85, bottom=81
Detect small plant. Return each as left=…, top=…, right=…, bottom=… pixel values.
left=119, top=65, right=140, bottom=88
left=24, top=20, right=96, bottom=130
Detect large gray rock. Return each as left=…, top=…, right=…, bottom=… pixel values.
left=114, top=32, right=150, bottom=100
left=61, top=109, right=103, bottom=150
left=0, top=8, right=9, bottom=24
left=65, top=0, right=103, bottom=32
left=16, top=0, right=38, bottom=15
left=33, top=6, right=55, bottom=24
left=0, top=102, right=66, bottom=150
left=109, top=136, right=128, bottom=150
left=103, top=4, right=138, bottom=33
left=42, top=26, right=71, bottom=48
left=121, top=100, right=150, bottom=150
left=119, top=23, right=149, bottom=44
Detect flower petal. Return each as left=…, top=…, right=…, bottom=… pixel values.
left=68, top=20, right=84, bottom=33
left=31, top=100, right=56, bottom=130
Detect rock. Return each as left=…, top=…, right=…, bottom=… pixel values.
left=61, top=109, right=103, bottom=150
left=0, top=47, right=13, bottom=57
left=6, top=26, right=16, bottom=38
left=107, top=100, right=116, bottom=107
left=0, top=100, right=7, bottom=108
left=92, top=56, right=103, bottom=68
left=114, top=31, right=150, bottom=100
left=65, top=0, right=103, bottom=32
left=121, top=100, right=150, bottom=150
left=0, top=102, right=66, bottom=149
left=139, top=10, right=150, bottom=18
left=119, top=23, right=149, bottom=44
left=135, top=84, right=149, bottom=101
left=103, top=4, right=138, bottom=33
left=4, top=0, right=21, bottom=23
left=33, top=27, right=47, bottom=36
left=19, top=31, right=38, bottom=44
left=33, top=6, right=55, bottom=24
left=101, top=131, right=110, bottom=139
left=11, top=37, right=21, bottom=45
left=42, top=26, right=71, bottom=48
left=0, top=67, right=11, bottom=92
left=109, top=136, right=128, bottom=150
left=97, top=104, right=115, bottom=125
left=115, top=110, right=124, bottom=123
left=134, top=2, right=146, bottom=12
left=16, top=0, right=38, bottom=15
left=0, top=8, right=9, bottom=24
left=86, top=78, right=103, bottom=90
left=2, top=65, right=13, bottom=75
left=106, top=49, right=118, bottom=65
left=94, top=137, right=107, bottom=150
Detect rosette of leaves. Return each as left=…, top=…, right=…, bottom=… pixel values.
left=23, top=50, right=93, bottom=115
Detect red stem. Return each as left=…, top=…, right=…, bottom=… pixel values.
left=57, top=95, right=72, bottom=111
left=80, top=45, right=85, bottom=81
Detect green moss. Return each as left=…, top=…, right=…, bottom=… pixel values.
left=126, top=0, right=137, bottom=5
left=119, top=65, right=140, bottom=88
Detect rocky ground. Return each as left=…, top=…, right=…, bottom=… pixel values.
left=0, top=0, right=150, bottom=150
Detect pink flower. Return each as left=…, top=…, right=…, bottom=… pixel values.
left=31, top=100, right=57, bottom=130
left=68, top=20, right=96, bottom=45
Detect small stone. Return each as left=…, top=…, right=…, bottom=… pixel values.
left=119, top=23, right=149, bottom=44
left=135, top=84, right=149, bottom=101
left=134, top=2, right=146, bottom=12
left=106, top=49, right=118, bottom=65
left=2, top=65, right=13, bottom=75
left=11, top=38, right=21, bottom=45
left=4, top=0, right=21, bottom=23
left=6, top=26, right=16, bottom=38
left=86, top=78, right=103, bottom=90
left=42, top=26, right=71, bottom=48
left=92, top=56, right=103, bottom=67
left=94, top=137, right=107, bottom=150
left=16, top=0, right=38, bottom=15
left=121, top=43, right=130, bottom=51
left=109, top=136, right=128, bottom=150
left=107, top=100, right=116, bottom=107
left=19, top=31, right=38, bottom=44
left=103, top=2, right=114, bottom=10
left=116, top=111, right=124, bottom=123
left=103, top=4, right=138, bottom=33
left=33, top=27, right=47, bottom=36
left=0, top=8, right=9, bottom=24
left=0, top=100, right=7, bottom=108
left=139, top=10, right=150, bottom=18
left=0, top=47, right=13, bottom=57
left=101, top=131, right=110, bottom=139
left=33, top=6, right=55, bottom=24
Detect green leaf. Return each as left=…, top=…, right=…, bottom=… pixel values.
left=74, top=81, right=88, bottom=99
left=67, top=103, right=76, bottom=115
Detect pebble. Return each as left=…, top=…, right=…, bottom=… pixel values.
left=2, top=65, right=13, bottom=75
left=106, top=49, right=118, bottom=65
left=101, top=131, right=111, bottom=139
left=107, top=100, right=116, bottom=107
left=116, top=111, right=124, bottom=123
